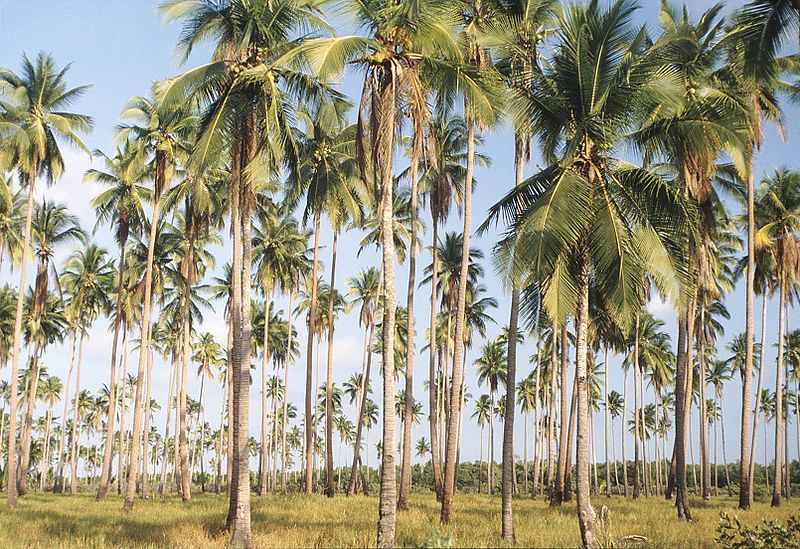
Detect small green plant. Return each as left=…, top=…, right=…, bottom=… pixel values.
left=420, top=528, right=454, bottom=548
left=716, top=512, right=800, bottom=549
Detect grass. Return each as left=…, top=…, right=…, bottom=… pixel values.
left=0, top=491, right=795, bottom=548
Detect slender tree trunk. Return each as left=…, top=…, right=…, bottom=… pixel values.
left=259, top=289, right=271, bottom=496
left=159, top=348, right=177, bottom=496
left=376, top=85, right=398, bottom=547
left=553, top=323, right=569, bottom=506
left=226, top=322, right=234, bottom=496
left=19, top=342, right=43, bottom=495
left=633, top=314, right=641, bottom=499
left=69, top=332, right=86, bottom=495
left=123, top=157, right=166, bottom=512
left=772, top=282, right=786, bottom=507
left=547, top=331, right=558, bottom=496
left=622, top=369, right=629, bottom=497
left=398, top=144, right=419, bottom=511
left=117, top=328, right=129, bottom=494
left=325, top=232, right=339, bottom=498
left=281, top=289, right=295, bottom=493
left=428, top=219, right=443, bottom=500
left=699, top=305, right=710, bottom=500
left=6, top=166, right=37, bottom=508
left=489, top=393, right=495, bottom=495
left=179, top=224, right=196, bottom=502
left=739, top=164, right=756, bottom=510
left=347, top=318, right=375, bottom=497
left=304, top=211, right=321, bottom=495
left=142, top=334, right=155, bottom=498
left=604, top=347, right=610, bottom=497
left=39, top=407, right=53, bottom=492
left=98, top=237, right=128, bottom=500
left=564, top=361, right=578, bottom=502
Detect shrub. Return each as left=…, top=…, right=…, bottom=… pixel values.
left=716, top=512, right=800, bottom=549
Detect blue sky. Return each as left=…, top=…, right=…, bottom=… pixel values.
left=2, top=0, right=798, bottom=474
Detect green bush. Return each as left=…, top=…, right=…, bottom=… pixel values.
left=716, top=512, right=800, bottom=549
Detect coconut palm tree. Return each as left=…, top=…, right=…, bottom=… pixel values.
left=17, top=200, right=86, bottom=494
left=476, top=338, right=508, bottom=496
left=724, top=0, right=800, bottom=510
left=346, top=267, right=380, bottom=496
left=472, top=394, right=492, bottom=494
left=753, top=168, right=800, bottom=506
left=87, top=139, right=150, bottom=501
left=486, top=1, right=693, bottom=542
left=61, top=243, right=114, bottom=495
left=0, top=52, right=92, bottom=507
left=115, top=87, right=195, bottom=514
left=517, top=374, right=537, bottom=495
left=38, top=375, right=62, bottom=491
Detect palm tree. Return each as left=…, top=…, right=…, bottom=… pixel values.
left=753, top=168, right=800, bottom=506
left=725, top=0, right=800, bottom=510
left=285, top=101, right=360, bottom=498
left=18, top=200, right=86, bottom=494
left=517, top=374, right=537, bottom=495
left=487, top=1, right=693, bottom=543
left=116, top=87, right=195, bottom=514
left=61, top=243, right=114, bottom=495
left=87, top=139, right=149, bottom=501
left=38, top=375, right=62, bottom=491
left=475, top=338, right=508, bottom=496
left=0, top=52, right=92, bottom=507
left=472, top=394, right=492, bottom=494
left=346, top=267, right=380, bottom=496
left=193, top=332, right=223, bottom=493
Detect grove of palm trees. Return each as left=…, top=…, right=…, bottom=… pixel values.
left=1, top=0, right=800, bottom=548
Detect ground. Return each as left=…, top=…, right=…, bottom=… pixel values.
left=0, top=492, right=795, bottom=548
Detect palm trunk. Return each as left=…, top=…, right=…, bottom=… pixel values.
left=739, top=163, right=756, bottom=510
left=604, top=347, right=610, bottom=497
left=674, top=314, right=692, bottom=520
left=19, top=342, right=43, bottom=495
left=229, top=122, right=255, bottom=548
left=699, top=305, right=710, bottom=500
left=39, top=407, right=53, bottom=492
left=553, top=323, right=569, bottom=505
left=281, top=289, right=295, bottom=493
left=123, top=153, right=166, bottom=513
left=6, top=165, right=37, bottom=508
left=575, top=259, right=600, bottom=548
left=179, top=220, right=196, bottom=502
left=772, top=281, right=785, bottom=507
left=159, top=347, right=177, bottom=496
left=375, top=83, right=398, bottom=548
left=117, top=327, right=129, bottom=494
left=622, top=369, right=629, bottom=497
left=97, top=235, right=128, bottom=500
left=304, top=210, right=321, bottom=495
left=259, top=289, right=271, bottom=496
left=547, top=331, right=558, bottom=496
left=69, top=331, right=86, bottom=494
left=324, top=232, right=339, bottom=498
left=531, top=338, right=542, bottom=498
left=142, top=336, right=155, bottom=498
left=428, top=219, right=443, bottom=500
left=398, top=142, right=419, bottom=511
left=633, top=314, right=641, bottom=499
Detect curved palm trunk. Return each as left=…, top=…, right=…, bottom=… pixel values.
left=325, top=232, right=339, bottom=498
left=376, top=84, right=398, bottom=548
left=772, top=282, right=786, bottom=507
left=739, top=165, right=756, bottom=510
left=281, top=289, right=295, bottom=493
left=97, top=235, right=128, bottom=500
left=259, top=289, right=272, bottom=496
left=6, top=166, right=37, bottom=508
left=123, top=153, right=166, bottom=513
left=428, top=219, right=443, bottom=500
left=304, top=211, right=321, bottom=495
left=398, top=149, right=419, bottom=511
